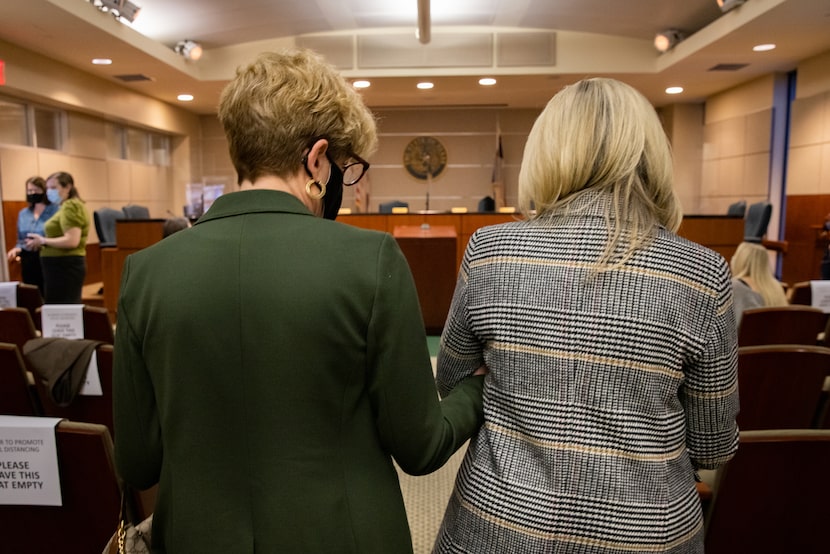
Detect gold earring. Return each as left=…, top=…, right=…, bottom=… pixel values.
left=305, top=179, right=326, bottom=199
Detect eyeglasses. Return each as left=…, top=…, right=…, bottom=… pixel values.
left=339, top=153, right=370, bottom=186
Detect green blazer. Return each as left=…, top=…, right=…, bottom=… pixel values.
left=113, top=190, right=484, bottom=553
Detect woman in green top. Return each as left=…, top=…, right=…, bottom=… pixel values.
left=25, top=171, right=89, bottom=303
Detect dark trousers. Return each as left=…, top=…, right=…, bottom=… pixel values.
left=41, top=255, right=86, bottom=304
left=823, top=249, right=830, bottom=280
left=18, top=249, right=45, bottom=296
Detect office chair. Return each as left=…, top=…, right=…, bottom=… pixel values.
left=726, top=200, right=746, bottom=217
left=744, top=201, right=772, bottom=243
left=93, top=208, right=124, bottom=247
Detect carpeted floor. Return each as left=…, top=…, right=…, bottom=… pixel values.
left=394, top=344, right=466, bottom=553
left=396, top=445, right=466, bottom=554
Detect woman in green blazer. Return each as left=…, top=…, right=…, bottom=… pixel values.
left=113, top=48, right=485, bottom=553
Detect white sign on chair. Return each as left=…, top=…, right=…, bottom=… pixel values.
left=0, top=281, right=18, bottom=309
left=40, top=304, right=84, bottom=339
left=810, top=280, right=830, bottom=313
left=0, top=415, right=63, bottom=506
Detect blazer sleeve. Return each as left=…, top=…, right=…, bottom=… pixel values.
left=681, top=260, right=740, bottom=470
left=436, top=231, right=485, bottom=397
left=367, top=234, right=484, bottom=476
left=113, top=255, right=163, bottom=489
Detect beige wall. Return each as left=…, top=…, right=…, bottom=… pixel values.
left=787, top=50, right=830, bottom=197
left=660, top=103, right=704, bottom=215
left=696, top=76, right=777, bottom=216
left=0, top=39, right=201, bottom=243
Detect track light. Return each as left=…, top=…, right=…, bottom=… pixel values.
left=654, top=30, right=685, bottom=53
left=91, top=0, right=141, bottom=23
left=175, top=40, right=203, bottom=61
left=717, top=0, right=746, bottom=13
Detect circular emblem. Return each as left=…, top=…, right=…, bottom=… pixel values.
left=403, top=136, right=447, bottom=180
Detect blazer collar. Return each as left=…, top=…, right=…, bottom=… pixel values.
left=193, top=189, right=313, bottom=226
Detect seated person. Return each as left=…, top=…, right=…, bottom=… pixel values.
left=730, top=241, right=788, bottom=323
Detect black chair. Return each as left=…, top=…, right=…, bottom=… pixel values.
left=726, top=200, right=746, bottom=217
left=122, top=204, right=151, bottom=219
left=744, top=201, right=772, bottom=243
left=478, top=196, right=496, bottom=212
left=379, top=200, right=409, bottom=214
left=93, top=208, right=124, bottom=247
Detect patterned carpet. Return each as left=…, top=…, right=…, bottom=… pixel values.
left=394, top=346, right=466, bottom=554
left=396, top=444, right=466, bottom=554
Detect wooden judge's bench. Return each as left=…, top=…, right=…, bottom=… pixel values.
left=97, top=213, right=744, bottom=333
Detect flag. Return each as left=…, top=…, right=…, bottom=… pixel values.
left=491, top=132, right=505, bottom=209
left=354, top=173, right=370, bottom=213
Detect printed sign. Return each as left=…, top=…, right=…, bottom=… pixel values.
left=0, top=281, right=18, bottom=309
left=0, top=416, right=63, bottom=506
left=810, top=280, right=830, bottom=313
left=40, top=304, right=84, bottom=339
left=78, top=351, right=103, bottom=396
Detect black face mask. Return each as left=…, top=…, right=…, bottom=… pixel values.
left=322, top=157, right=344, bottom=220
left=27, top=193, right=45, bottom=204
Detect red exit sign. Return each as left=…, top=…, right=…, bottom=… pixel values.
left=0, top=60, right=5, bottom=85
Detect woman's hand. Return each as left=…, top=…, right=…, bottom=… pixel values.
left=6, top=247, right=21, bottom=261
left=25, top=233, right=44, bottom=250
left=473, top=364, right=489, bottom=376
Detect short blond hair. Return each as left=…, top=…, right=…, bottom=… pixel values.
left=218, top=49, right=378, bottom=184
left=518, top=78, right=682, bottom=267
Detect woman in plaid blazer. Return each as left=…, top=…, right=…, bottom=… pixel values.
left=435, top=78, right=739, bottom=553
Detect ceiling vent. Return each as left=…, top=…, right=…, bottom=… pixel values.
left=114, top=74, right=154, bottom=82
left=708, top=63, right=748, bottom=71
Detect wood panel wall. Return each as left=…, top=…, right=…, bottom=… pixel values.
left=781, top=195, right=830, bottom=284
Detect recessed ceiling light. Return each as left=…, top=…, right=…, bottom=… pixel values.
left=177, top=94, right=194, bottom=102
left=353, top=80, right=371, bottom=89
left=416, top=82, right=434, bottom=90
left=479, top=77, right=497, bottom=86
left=665, top=86, right=684, bottom=95
left=92, top=58, right=113, bottom=65
left=753, top=43, right=776, bottom=52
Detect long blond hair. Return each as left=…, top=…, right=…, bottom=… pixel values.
left=518, top=78, right=682, bottom=269
left=730, top=242, right=788, bottom=306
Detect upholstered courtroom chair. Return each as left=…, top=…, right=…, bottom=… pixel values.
left=0, top=307, right=39, bottom=351
left=735, top=345, right=830, bottom=430
left=36, top=305, right=114, bottom=344
left=737, top=305, right=826, bottom=347
left=83, top=305, right=115, bottom=344
left=32, top=343, right=115, bottom=437
left=0, top=343, right=41, bottom=416
left=0, top=420, right=129, bottom=553
left=743, top=201, right=772, bottom=243
left=704, top=430, right=830, bottom=554
left=15, top=283, right=43, bottom=330
left=787, top=281, right=812, bottom=305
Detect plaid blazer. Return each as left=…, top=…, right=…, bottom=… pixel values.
left=435, top=192, right=739, bottom=553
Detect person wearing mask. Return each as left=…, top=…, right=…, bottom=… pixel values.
left=25, top=171, right=89, bottom=304
left=6, top=176, right=58, bottom=294
left=730, top=241, right=789, bottom=324
left=434, top=78, right=739, bottom=553
left=113, top=48, right=485, bottom=553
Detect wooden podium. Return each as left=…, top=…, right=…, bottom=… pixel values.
left=101, top=219, right=165, bottom=317
left=393, top=225, right=458, bottom=335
